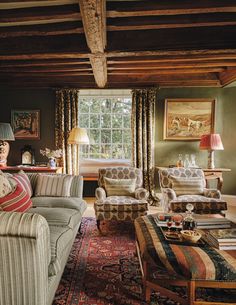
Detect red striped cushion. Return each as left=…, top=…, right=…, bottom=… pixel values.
left=12, top=172, right=33, bottom=197
left=0, top=183, right=32, bottom=212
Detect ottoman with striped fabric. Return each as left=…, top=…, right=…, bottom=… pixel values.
left=134, top=214, right=236, bottom=305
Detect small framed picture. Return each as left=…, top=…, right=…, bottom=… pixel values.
left=163, top=99, right=215, bottom=140
left=11, top=109, right=40, bottom=140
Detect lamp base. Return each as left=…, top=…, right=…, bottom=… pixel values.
left=207, top=150, right=215, bottom=169
left=0, top=141, right=10, bottom=167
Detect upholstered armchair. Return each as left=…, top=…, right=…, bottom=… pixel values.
left=159, top=167, right=227, bottom=214
left=94, top=167, right=149, bottom=229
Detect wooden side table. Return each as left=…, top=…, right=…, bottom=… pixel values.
left=202, top=168, right=231, bottom=191
left=0, top=166, right=63, bottom=174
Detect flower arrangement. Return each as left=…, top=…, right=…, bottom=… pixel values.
left=40, top=148, right=62, bottom=159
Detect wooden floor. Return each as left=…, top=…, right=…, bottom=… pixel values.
left=83, top=195, right=236, bottom=222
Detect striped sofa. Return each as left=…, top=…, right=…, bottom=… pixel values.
left=0, top=173, right=87, bottom=305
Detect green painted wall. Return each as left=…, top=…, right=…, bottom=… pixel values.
left=1, top=86, right=236, bottom=194
left=155, top=87, right=236, bottom=194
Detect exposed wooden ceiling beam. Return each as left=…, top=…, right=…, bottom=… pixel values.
left=108, top=68, right=224, bottom=74
left=219, top=68, right=236, bottom=86
left=107, top=13, right=236, bottom=31
left=107, top=1, right=236, bottom=18
left=0, top=4, right=81, bottom=26
left=0, top=1, right=77, bottom=10
left=79, top=0, right=107, bottom=87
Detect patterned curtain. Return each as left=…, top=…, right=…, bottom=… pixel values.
left=131, top=88, right=159, bottom=205
left=55, top=89, right=79, bottom=174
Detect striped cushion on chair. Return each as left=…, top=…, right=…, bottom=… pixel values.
left=35, top=174, right=73, bottom=197
left=170, top=176, right=204, bottom=196
left=104, top=177, right=136, bottom=196
left=0, top=182, right=32, bottom=212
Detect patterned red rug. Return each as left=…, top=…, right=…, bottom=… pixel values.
left=52, top=218, right=236, bottom=305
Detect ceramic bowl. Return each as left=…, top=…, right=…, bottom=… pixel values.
left=180, top=230, right=202, bottom=243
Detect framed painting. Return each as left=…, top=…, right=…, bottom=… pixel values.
left=163, top=99, right=215, bottom=140
left=11, top=109, right=40, bottom=140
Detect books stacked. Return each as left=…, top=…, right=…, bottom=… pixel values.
left=195, top=216, right=231, bottom=229
left=204, top=228, right=236, bottom=250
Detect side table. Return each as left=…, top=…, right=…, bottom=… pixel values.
left=203, top=168, right=231, bottom=191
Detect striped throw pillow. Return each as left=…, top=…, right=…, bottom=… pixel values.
left=10, top=171, right=33, bottom=197
left=35, top=174, right=73, bottom=197
left=170, top=176, right=204, bottom=196
left=104, top=177, right=136, bottom=197
left=0, top=183, right=32, bottom=212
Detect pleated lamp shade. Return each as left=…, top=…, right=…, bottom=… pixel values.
left=0, top=123, right=15, bottom=141
left=68, top=128, right=89, bottom=145
left=199, top=134, right=224, bottom=151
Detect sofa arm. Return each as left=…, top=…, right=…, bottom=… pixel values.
left=203, top=188, right=221, bottom=199
left=162, top=188, right=177, bottom=200
left=95, top=187, right=107, bottom=201
left=0, top=212, right=50, bottom=305
left=134, top=188, right=149, bottom=200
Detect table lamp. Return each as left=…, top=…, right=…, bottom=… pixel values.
left=199, top=133, right=224, bottom=169
left=68, top=127, right=89, bottom=173
left=0, top=123, right=15, bottom=167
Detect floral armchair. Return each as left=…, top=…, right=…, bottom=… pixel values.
left=159, top=167, right=227, bottom=214
left=94, top=167, right=149, bottom=229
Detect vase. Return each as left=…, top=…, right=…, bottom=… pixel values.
left=48, top=157, right=56, bottom=168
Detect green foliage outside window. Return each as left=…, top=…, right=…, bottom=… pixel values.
left=79, top=97, right=132, bottom=160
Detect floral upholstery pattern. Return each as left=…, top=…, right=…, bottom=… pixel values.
left=159, top=168, right=227, bottom=213
left=94, top=167, right=148, bottom=224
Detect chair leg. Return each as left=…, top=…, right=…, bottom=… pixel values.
left=96, top=219, right=101, bottom=230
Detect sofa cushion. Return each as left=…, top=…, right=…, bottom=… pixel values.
left=0, top=183, right=32, bottom=212
left=170, top=176, right=204, bottom=196
left=9, top=171, right=33, bottom=197
left=48, top=226, right=74, bottom=276
left=35, top=174, right=73, bottom=197
left=104, top=177, right=136, bottom=196
left=31, top=196, right=87, bottom=213
left=0, top=172, right=13, bottom=197
left=29, top=207, right=82, bottom=230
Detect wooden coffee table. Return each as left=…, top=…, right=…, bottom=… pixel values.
left=134, top=214, right=236, bottom=305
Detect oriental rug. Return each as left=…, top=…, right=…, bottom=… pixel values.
left=52, top=218, right=236, bottom=305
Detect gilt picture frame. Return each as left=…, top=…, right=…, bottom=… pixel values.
left=163, top=99, right=215, bottom=140
left=11, top=109, right=40, bottom=140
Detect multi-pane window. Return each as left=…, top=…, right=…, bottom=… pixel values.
left=78, top=96, right=132, bottom=160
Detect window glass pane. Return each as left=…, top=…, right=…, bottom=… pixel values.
left=112, top=130, right=122, bottom=143
left=79, top=114, right=89, bottom=128
left=112, top=144, right=123, bottom=159
left=101, top=114, right=111, bottom=128
left=90, top=114, right=100, bottom=128
left=101, top=99, right=111, bottom=113
left=79, top=98, right=90, bottom=113
left=90, top=99, right=100, bottom=113
left=123, top=130, right=131, bottom=143
left=112, top=98, right=125, bottom=113
left=90, top=129, right=100, bottom=144
left=123, top=144, right=131, bottom=159
left=112, top=114, right=122, bottom=128
left=101, top=144, right=111, bottom=159
left=123, top=115, right=131, bottom=128
left=101, top=130, right=111, bottom=143
left=90, top=144, right=101, bottom=158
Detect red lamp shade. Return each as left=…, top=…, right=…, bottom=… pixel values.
left=199, top=134, right=224, bottom=151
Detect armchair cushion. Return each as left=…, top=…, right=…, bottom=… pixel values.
left=134, top=188, right=149, bottom=200
left=104, top=177, right=136, bottom=197
left=170, top=176, right=204, bottom=196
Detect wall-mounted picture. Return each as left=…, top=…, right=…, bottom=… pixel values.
left=164, top=99, right=215, bottom=140
left=11, top=109, right=40, bottom=139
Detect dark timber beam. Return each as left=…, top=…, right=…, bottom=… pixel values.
left=219, top=68, right=236, bottom=86
left=79, top=0, right=107, bottom=87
